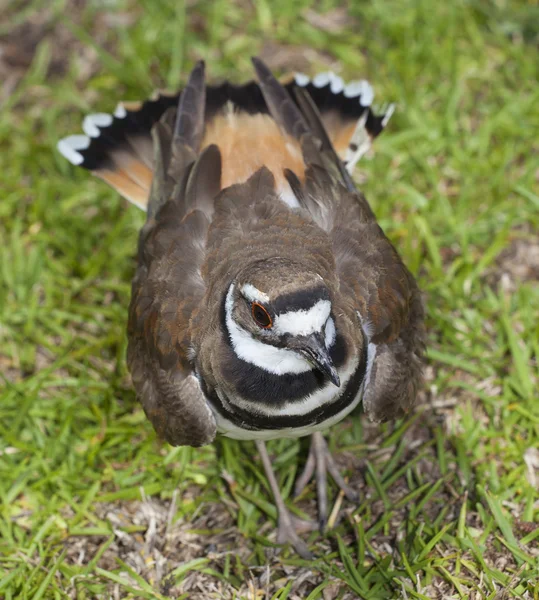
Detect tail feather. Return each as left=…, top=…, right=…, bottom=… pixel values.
left=58, top=127, right=152, bottom=209
left=251, top=57, right=310, bottom=141
left=292, top=72, right=394, bottom=172
left=57, top=66, right=393, bottom=211
left=172, top=60, right=206, bottom=153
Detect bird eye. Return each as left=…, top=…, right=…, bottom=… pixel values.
left=251, top=302, right=272, bottom=329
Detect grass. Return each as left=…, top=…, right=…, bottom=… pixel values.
left=1, top=0, right=538, bottom=598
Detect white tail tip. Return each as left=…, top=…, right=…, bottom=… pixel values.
left=57, top=135, right=90, bottom=166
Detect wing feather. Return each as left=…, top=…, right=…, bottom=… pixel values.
left=252, top=58, right=425, bottom=421
left=332, top=193, right=425, bottom=421
left=127, top=63, right=221, bottom=447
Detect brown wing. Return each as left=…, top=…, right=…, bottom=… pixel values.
left=301, top=158, right=425, bottom=421
left=127, top=208, right=217, bottom=447
left=253, top=58, right=425, bottom=421
left=331, top=191, right=425, bottom=421
left=127, top=62, right=221, bottom=447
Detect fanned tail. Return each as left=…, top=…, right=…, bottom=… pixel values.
left=58, top=65, right=393, bottom=211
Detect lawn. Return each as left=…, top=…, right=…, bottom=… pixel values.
left=0, top=0, right=538, bottom=598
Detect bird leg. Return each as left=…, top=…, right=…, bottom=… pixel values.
left=294, top=431, right=359, bottom=532
left=255, top=440, right=314, bottom=559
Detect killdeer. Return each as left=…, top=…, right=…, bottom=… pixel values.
left=58, top=58, right=425, bottom=558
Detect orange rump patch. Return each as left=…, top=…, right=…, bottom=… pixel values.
left=95, top=164, right=151, bottom=210
left=201, top=111, right=305, bottom=190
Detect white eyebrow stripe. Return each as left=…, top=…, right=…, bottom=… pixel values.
left=240, top=283, right=270, bottom=304
left=273, top=300, right=331, bottom=336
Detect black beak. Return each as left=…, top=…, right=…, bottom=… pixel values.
left=297, top=332, right=340, bottom=387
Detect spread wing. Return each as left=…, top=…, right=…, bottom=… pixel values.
left=253, top=58, right=425, bottom=422
left=127, top=62, right=221, bottom=447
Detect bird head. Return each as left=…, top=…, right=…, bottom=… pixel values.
left=224, top=258, right=340, bottom=386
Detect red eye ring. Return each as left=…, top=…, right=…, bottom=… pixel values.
left=251, top=302, right=272, bottom=329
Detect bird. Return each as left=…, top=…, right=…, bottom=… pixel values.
left=57, top=58, right=425, bottom=558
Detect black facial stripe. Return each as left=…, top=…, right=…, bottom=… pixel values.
left=222, top=285, right=337, bottom=352
left=220, top=332, right=347, bottom=405
left=209, top=342, right=367, bottom=431
left=271, top=287, right=330, bottom=315
left=221, top=292, right=346, bottom=404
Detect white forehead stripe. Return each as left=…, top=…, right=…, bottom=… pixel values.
left=226, top=285, right=312, bottom=375
left=274, top=300, right=331, bottom=336
left=240, top=283, right=270, bottom=304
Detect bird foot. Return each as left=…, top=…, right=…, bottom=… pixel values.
left=294, top=431, right=359, bottom=531
left=275, top=509, right=315, bottom=559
